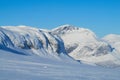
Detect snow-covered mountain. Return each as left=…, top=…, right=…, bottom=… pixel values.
left=52, top=24, right=120, bottom=66
left=0, top=25, right=120, bottom=66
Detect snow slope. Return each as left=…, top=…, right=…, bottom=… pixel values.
left=103, top=34, right=120, bottom=53
left=103, top=34, right=120, bottom=61
left=0, top=49, right=120, bottom=80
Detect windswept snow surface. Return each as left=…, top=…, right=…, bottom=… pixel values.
left=0, top=25, right=120, bottom=80
left=0, top=49, right=120, bottom=80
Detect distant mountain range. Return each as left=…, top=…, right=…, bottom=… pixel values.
left=0, top=24, right=120, bottom=67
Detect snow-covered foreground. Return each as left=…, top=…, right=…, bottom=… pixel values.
left=0, top=49, right=120, bottom=80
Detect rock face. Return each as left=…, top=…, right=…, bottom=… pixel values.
left=0, top=25, right=120, bottom=66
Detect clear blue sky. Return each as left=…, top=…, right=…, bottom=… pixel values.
left=0, top=0, right=120, bottom=37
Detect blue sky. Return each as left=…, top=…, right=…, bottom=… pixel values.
left=0, top=0, right=120, bottom=37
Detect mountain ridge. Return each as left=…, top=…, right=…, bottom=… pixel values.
left=0, top=24, right=120, bottom=66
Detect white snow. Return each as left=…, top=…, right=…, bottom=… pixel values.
left=103, top=34, right=120, bottom=61
left=0, top=26, right=66, bottom=56
left=103, top=34, right=120, bottom=53
left=0, top=49, right=120, bottom=80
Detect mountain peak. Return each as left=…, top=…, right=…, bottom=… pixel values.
left=52, top=24, right=82, bottom=35
left=59, top=24, right=72, bottom=27
left=52, top=24, right=96, bottom=38
left=52, top=24, right=79, bottom=31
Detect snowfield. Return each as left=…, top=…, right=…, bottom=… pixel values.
left=0, top=49, right=120, bottom=80
left=0, top=25, right=120, bottom=80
